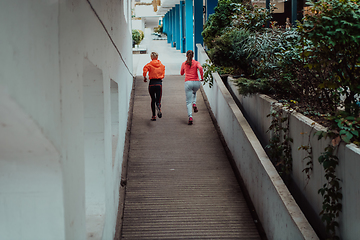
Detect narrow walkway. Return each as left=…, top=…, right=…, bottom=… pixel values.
left=121, top=29, right=262, bottom=239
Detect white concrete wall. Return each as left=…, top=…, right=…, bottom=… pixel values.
left=132, top=19, right=145, bottom=32
left=197, top=44, right=318, bottom=240
left=0, top=1, right=133, bottom=239
left=228, top=78, right=360, bottom=239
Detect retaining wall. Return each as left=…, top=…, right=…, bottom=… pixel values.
left=227, top=76, right=360, bottom=240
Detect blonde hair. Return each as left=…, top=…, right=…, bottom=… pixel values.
left=151, top=52, right=158, bottom=59
left=186, top=50, right=194, bottom=67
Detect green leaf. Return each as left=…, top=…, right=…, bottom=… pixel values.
left=351, top=130, right=359, bottom=137
left=341, top=133, right=353, bottom=143
left=339, top=129, right=348, bottom=135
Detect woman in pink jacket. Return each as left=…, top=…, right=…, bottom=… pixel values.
left=180, top=50, right=204, bottom=125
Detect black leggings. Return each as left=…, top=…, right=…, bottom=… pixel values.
left=148, top=79, right=162, bottom=116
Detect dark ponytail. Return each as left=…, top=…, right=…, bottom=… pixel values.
left=186, top=50, right=194, bottom=67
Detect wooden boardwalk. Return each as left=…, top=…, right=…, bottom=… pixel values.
left=120, top=75, right=262, bottom=239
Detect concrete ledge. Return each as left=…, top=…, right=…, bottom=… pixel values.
left=197, top=44, right=319, bottom=240
left=132, top=45, right=147, bottom=54
left=227, top=76, right=360, bottom=239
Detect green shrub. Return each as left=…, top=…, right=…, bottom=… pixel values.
left=202, top=1, right=273, bottom=76
left=207, top=28, right=252, bottom=76
left=233, top=77, right=272, bottom=95
left=138, top=29, right=144, bottom=41
left=202, top=0, right=243, bottom=49
left=231, top=3, right=273, bottom=32
left=298, top=0, right=360, bottom=116
left=154, top=25, right=163, bottom=34
left=132, top=29, right=143, bottom=45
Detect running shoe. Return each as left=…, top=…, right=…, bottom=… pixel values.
left=188, top=117, right=193, bottom=125
left=157, top=104, right=162, bottom=118
left=193, top=104, right=198, bottom=113
left=151, top=116, right=156, bottom=121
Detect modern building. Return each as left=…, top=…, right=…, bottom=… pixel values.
left=0, top=1, right=133, bottom=239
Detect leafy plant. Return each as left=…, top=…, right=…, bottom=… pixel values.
left=132, top=29, right=144, bottom=45
left=266, top=103, right=293, bottom=176
left=154, top=25, right=163, bottom=34
left=231, top=3, right=274, bottom=32
left=207, top=28, right=252, bottom=76
left=298, top=123, right=315, bottom=185
left=203, top=1, right=274, bottom=76
left=202, top=0, right=243, bottom=49
left=328, top=112, right=360, bottom=145
left=316, top=140, right=342, bottom=239
left=233, top=77, right=272, bottom=96
left=298, top=0, right=360, bottom=116
left=202, top=59, right=232, bottom=88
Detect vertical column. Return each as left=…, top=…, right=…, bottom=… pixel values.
left=166, top=12, right=170, bottom=38
left=167, top=10, right=172, bottom=44
left=206, top=0, right=217, bottom=20
left=175, top=4, right=180, bottom=50
left=266, top=0, right=270, bottom=27
left=185, top=0, right=193, bottom=52
left=171, top=7, right=176, bottom=48
left=194, top=0, right=203, bottom=60
left=163, top=13, right=167, bottom=36
left=180, top=1, right=185, bottom=53
left=291, top=0, right=297, bottom=27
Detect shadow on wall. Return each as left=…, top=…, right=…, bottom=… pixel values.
left=83, top=58, right=106, bottom=239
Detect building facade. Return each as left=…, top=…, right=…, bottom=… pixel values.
left=0, top=1, right=133, bottom=239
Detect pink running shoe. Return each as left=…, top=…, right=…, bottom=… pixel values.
left=188, top=117, right=193, bottom=125
left=193, top=104, right=198, bottom=113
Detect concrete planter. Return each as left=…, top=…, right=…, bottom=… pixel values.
left=197, top=44, right=319, bottom=240
left=226, top=75, right=360, bottom=240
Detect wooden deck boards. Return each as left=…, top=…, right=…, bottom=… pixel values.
left=121, top=75, right=261, bottom=239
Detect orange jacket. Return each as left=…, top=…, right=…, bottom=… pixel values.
left=143, top=60, right=165, bottom=79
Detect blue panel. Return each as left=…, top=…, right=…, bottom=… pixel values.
left=291, top=0, right=297, bottom=27
left=172, top=7, right=176, bottom=48
left=168, top=10, right=173, bottom=44
left=180, top=1, right=185, bottom=53
left=185, top=0, right=193, bottom=52
left=206, top=0, right=217, bottom=20
left=194, top=0, right=203, bottom=60
left=163, top=13, right=167, bottom=36
left=175, top=4, right=180, bottom=50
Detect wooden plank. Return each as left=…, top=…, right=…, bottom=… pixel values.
left=121, top=75, right=262, bottom=239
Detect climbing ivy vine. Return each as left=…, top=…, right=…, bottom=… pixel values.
left=266, top=102, right=293, bottom=176
left=315, top=130, right=343, bottom=240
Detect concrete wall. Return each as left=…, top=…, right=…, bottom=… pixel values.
left=227, top=78, right=360, bottom=239
left=132, top=19, right=145, bottom=32
left=0, top=1, right=133, bottom=239
left=197, top=44, right=318, bottom=240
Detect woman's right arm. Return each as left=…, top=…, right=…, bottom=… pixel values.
left=143, top=63, right=149, bottom=82
left=180, top=62, right=185, bottom=75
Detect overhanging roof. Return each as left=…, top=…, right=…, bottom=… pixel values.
left=155, top=0, right=287, bottom=16
left=156, top=0, right=181, bottom=15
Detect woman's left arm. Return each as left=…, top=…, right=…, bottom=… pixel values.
left=197, top=62, right=204, bottom=80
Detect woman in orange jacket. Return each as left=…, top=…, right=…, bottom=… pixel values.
left=143, top=52, right=166, bottom=121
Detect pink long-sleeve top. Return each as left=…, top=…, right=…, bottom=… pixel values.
left=180, top=60, right=204, bottom=81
